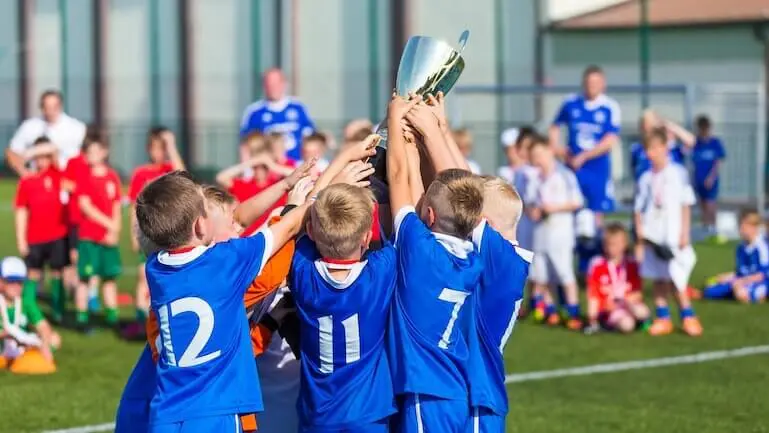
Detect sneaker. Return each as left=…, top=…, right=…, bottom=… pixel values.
left=682, top=316, right=703, bottom=337
left=533, top=305, right=546, bottom=322
left=88, top=296, right=101, bottom=313
left=648, top=318, right=674, bottom=336
left=546, top=313, right=561, bottom=326
left=566, top=318, right=584, bottom=331
left=687, top=286, right=702, bottom=300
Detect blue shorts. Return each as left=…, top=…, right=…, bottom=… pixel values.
left=393, top=394, right=469, bottom=433
left=150, top=414, right=241, bottom=433
left=576, top=172, right=615, bottom=213
left=746, top=281, right=768, bottom=303
left=695, top=180, right=719, bottom=201
left=471, top=408, right=505, bottom=433
left=301, top=419, right=390, bottom=433
left=115, top=398, right=150, bottom=433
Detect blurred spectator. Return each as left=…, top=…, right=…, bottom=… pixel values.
left=240, top=69, right=316, bottom=161
left=6, top=90, right=86, bottom=177
left=343, top=119, right=374, bottom=142
left=298, top=133, right=330, bottom=174
left=692, top=115, right=726, bottom=234
left=549, top=65, right=620, bottom=217
left=452, top=128, right=481, bottom=174
left=629, top=110, right=694, bottom=182
left=267, top=133, right=298, bottom=170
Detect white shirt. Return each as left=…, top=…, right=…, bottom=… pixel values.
left=499, top=164, right=539, bottom=250
left=528, top=163, right=584, bottom=252
left=9, top=114, right=86, bottom=168
left=635, top=162, right=696, bottom=248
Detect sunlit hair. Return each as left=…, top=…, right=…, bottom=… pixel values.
left=423, top=169, right=483, bottom=239
left=480, top=176, right=522, bottom=233
left=310, top=184, right=375, bottom=259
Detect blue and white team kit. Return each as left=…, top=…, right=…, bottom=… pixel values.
left=240, top=98, right=316, bottom=161
left=703, top=236, right=769, bottom=303
left=691, top=136, right=726, bottom=201
left=116, top=212, right=532, bottom=432
left=553, top=93, right=621, bottom=213
left=629, top=140, right=686, bottom=182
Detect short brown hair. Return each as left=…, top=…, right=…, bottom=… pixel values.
left=604, top=221, right=628, bottom=238
left=241, top=131, right=267, bottom=156
left=146, top=126, right=169, bottom=150
left=481, top=176, right=523, bottom=232
left=423, top=169, right=483, bottom=239
left=739, top=208, right=761, bottom=225
left=527, top=133, right=549, bottom=152
left=643, top=127, right=668, bottom=150
left=267, top=132, right=285, bottom=151
left=202, top=184, right=236, bottom=208
left=310, top=184, right=375, bottom=259
left=136, top=171, right=207, bottom=250
left=302, top=132, right=327, bottom=148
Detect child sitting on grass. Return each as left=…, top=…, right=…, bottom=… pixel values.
left=585, top=223, right=650, bottom=334
left=701, top=208, right=767, bottom=304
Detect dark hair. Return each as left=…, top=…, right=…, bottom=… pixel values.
left=515, top=126, right=537, bottom=148
left=527, top=133, right=549, bottom=151
left=302, top=132, right=327, bottom=147
left=146, top=126, right=169, bottom=150
left=739, top=207, right=760, bottom=224
left=643, top=127, right=668, bottom=149
left=33, top=136, right=51, bottom=146
left=39, top=90, right=63, bottom=107
left=695, top=115, right=711, bottom=130
left=604, top=221, right=627, bottom=237
left=583, top=65, right=604, bottom=79
left=136, top=171, right=207, bottom=250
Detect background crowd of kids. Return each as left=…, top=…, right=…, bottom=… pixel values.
left=0, top=65, right=763, bottom=432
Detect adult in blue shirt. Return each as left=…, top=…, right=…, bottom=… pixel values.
left=692, top=114, right=726, bottom=234
left=240, top=68, right=316, bottom=161
left=549, top=65, right=621, bottom=273
left=629, top=110, right=695, bottom=182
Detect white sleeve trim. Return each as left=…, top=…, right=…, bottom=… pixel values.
left=256, top=228, right=275, bottom=275
left=514, top=246, right=535, bottom=264
left=471, top=219, right=487, bottom=250
left=393, top=205, right=416, bottom=244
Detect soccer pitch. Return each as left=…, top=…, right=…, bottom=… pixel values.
left=0, top=180, right=766, bottom=433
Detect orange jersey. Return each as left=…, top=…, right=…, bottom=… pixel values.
left=587, top=256, right=642, bottom=313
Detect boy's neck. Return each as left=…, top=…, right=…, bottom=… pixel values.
left=91, top=163, right=108, bottom=175
left=541, top=161, right=556, bottom=175
left=607, top=255, right=624, bottom=265
left=651, top=159, right=668, bottom=172
left=322, top=255, right=363, bottom=281
left=746, top=233, right=760, bottom=245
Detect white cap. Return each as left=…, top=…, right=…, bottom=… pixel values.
left=500, top=128, right=520, bottom=148
left=1, top=257, right=27, bottom=282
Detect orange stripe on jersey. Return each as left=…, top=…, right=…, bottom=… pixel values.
left=147, top=310, right=160, bottom=362
left=240, top=413, right=258, bottom=432
left=250, top=323, right=274, bottom=357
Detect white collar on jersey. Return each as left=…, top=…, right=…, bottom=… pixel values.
left=433, top=232, right=474, bottom=259
left=157, top=245, right=210, bottom=267
left=583, top=93, right=608, bottom=110
left=313, top=260, right=369, bottom=290
left=745, top=236, right=766, bottom=253
left=266, top=97, right=290, bottom=112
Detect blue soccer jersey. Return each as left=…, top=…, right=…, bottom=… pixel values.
left=387, top=207, right=483, bottom=401
left=468, top=220, right=532, bottom=416
left=735, top=236, right=769, bottom=279
left=115, top=345, right=156, bottom=433
left=630, top=140, right=686, bottom=181
left=240, top=97, right=315, bottom=160
left=692, top=136, right=726, bottom=184
left=146, top=232, right=274, bottom=425
left=289, top=236, right=397, bottom=430
left=553, top=93, right=621, bottom=212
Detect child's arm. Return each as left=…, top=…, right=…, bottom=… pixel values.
left=405, top=140, right=425, bottom=203
left=664, top=119, right=696, bottom=149
left=387, top=95, right=423, bottom=213
left=330, top=160, right=375, bottom=188
left=161, top=130, right=186, bottom=171
left=679, top=204, right=691, bottom=248
left=234, top=160, right=315, bottom=228
left=425, top=92, right=469, bottom=171
left=14, top=208, right=29, bottom=256
left=216, top=156, right=268, bottom=189
left=633, top=212, right=645, bottom=261
left=23, top=143, right=58, bottom=161
left=79, top=196, right=118, bottom=232
left=586, top=296, right=600, bottom=327
left=404, top=101, right=464, bottom=172
left=33, top=319, right=57, bottom=361
left=310, top=134, right=379, bottom=196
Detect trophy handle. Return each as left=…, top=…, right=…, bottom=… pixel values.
left=457, top=30, right=470, bottom=55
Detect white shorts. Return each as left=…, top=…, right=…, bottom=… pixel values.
left=641, top=245, right=696, bottom=292
left=531, top=247, right=575, bottom=286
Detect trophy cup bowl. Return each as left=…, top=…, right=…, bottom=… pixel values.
left=369, top=32, right=467, bottom=187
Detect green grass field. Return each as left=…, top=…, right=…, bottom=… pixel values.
left=0, top=179, right=767, bottom=433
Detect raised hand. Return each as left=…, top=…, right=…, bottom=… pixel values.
left=287, top=176, right=316, bottom=206
left=344, top=134, right=379, bottom=162
left=425, top=92, right=449, bottom=132
left=388, top=93, right=422, bottom=124
left=404, top=102, right=442, bottom=137
left=331, top=161, right=375, bottom=188
left=285, top=158, right=317, bottom=188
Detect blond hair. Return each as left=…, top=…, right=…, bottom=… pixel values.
left=241, top=132, right=267, bottom=157
left=202, top=184, right=236, bottom=209
left=423, top=169, right=483, bottom=239
left=480, top=176, right=522, bottom=233
left=310, top=184, right=375, bottom=259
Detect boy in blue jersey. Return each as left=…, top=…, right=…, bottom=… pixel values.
left=702, top=209, right=767, bottom=303
left=240, top=68, right=316, bottom=160
left=549, top=65, right=621, bottom=274
left=469, top=176, right=533, bottom=433
left=692, top=115, right=726, bottom=234
left=630, top=110, right=694, bottom=182
left=134, top=170, right=311, bottom=433
left=386, top=94, right=485, bottom=433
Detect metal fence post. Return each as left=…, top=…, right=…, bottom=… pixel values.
left=59, top=0, right=68, bottom=111
left=758, top=82, right=767, bottom=214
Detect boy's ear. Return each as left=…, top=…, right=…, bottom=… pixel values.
left=305, top=220, right=314, bottom=241
left=361, top=230, right=373, bottom=251
left=426, top=206, right=436, bottom=229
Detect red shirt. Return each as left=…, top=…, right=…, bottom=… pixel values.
left=128, top=163, right=173, bottom=203
left=587, top=256, right=642, bottom=313
left=77, top=167, right=122, bottom=243
left=15, top=167, right=68, bottom=244
left=63, top=154, right=90, bottom=226
left=229, top=175, right=287, bottom=236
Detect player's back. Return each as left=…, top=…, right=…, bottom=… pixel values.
left=736, top=236, right=769, bottom=277
left=146, top=235, right=272, bottom=425
left=388, top=208, right=483, bottom=400
left=290, top=236, right=397, bottom=429
left=468, top=220, right=532, bottom=415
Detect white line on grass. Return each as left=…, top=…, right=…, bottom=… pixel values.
left=504, top=344, right=769, bottom=384
left=41, top=344, right=769, bottom=433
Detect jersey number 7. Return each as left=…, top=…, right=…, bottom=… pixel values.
left=438, top=288, right=469, bottom=350
left=157, top=297, right=221, bottom=368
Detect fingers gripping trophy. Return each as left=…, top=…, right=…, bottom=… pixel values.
left=370, top=30, right=469, bottom=183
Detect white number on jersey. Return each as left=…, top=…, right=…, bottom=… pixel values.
left=158, top=297, right=221, bottom=368
left=437, top=288, right=470, bottom=350
left=318, top=313, right=361, bottom=374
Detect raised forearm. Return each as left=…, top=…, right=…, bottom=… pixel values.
left=235, top=179, right=291, bottom=227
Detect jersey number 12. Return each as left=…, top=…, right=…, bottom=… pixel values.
left=158, top=297, right=221, bottom=368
